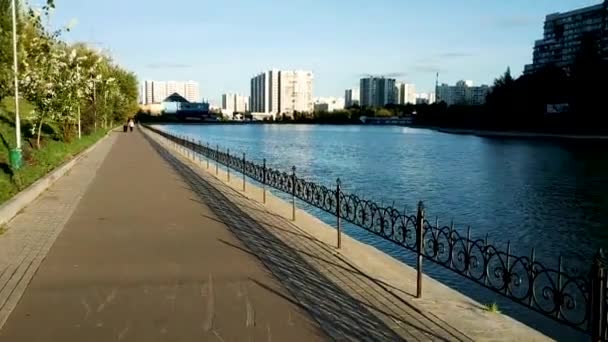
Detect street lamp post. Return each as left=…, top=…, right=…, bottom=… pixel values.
left=77, top=62, right=81, bottom=139
left=9, top=0, right=22, bottom=169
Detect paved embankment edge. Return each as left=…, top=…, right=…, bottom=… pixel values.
left=0, top=130, right=117, bottom=227
left=142, top=126, right=554, bottom=341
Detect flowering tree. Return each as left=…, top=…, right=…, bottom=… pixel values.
left=1, top=0, right=139, bottom=149
left=53, top=46, right=89, bottom=141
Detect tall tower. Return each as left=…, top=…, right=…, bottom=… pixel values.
left=435, top=72, right=440, bottom=103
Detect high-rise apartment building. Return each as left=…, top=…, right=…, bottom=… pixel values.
left=395, top=82, right=416, bottom=105
left=345, top=88, right=360, bottom=107
left=183, top=81, right=200, bottom=102
left=142, top=80, right=200, bottom=104
left=142, top=80, right=168, bottom=104
left=524, top=1, right=608, bottom=74
left=436, top=80, right=490, bottom=106
left=250, top=69, right=313, bottom=118
left=279, top=70, right=314, bottom=115
left=360, top=77, right=396, bottom=107
left=222, top=93, right=250, bottom=114
left=250, top=70, right=280, bottom=116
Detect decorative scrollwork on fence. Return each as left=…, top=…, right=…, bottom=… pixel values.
left=338, top=193, right=417, bottom=250
left=243, top=161, right=260, bottom=181
left=265, top=168, right=292, bottom=194
left=421, top=219, right=590, bottom=330
left=294, top=179, right=337, bottom=214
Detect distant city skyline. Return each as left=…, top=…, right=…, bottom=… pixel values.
left=141, top=80, right=200, bottom=104
left=53, top=0, right=602, bottom=104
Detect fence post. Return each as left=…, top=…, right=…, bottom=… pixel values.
left=291, top=166, right=296, bottom=221
left=262, top=159, right=267, bottom=204
left=206, top=142, right=210, bottom=169
left=216, top=144, right=219, bottom=175
left=198, top=140, right=202, bottom=164
left=336, top=178, right=342, bottom=249
left=227, top=148, right=231, bottom=182
left=591, top=249, right=606, bottom=341
left=242, top=153, right=246, bottom=191
left=190, top=138, right=195, bottom=160
left=185, top=137, right=189, bottom=158
left=416, top=201, right=425, bottom=299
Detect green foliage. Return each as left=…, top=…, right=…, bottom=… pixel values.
left=374, top=108, right=393, bottom=117
left=0, top=0, right=137, bottom=203
left=0, top=0, right=16, bottom=102
left=0, top=106, right=107, bottom=203
left=0, top=0, right=138, bottom=148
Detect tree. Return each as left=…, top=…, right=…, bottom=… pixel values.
left=492, top=67, right=514, bottom=89
left=7, top=0, right=139, bottom=147
left=375, top=108, right=392, bottom=117
left=570, top=32, right=607, bottom=129
left=17, top=1, right=72, bottom=147
left=0, top=0, right=15, bottom=102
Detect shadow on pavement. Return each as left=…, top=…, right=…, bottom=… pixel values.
left=143, top=132, right=473, bottom=342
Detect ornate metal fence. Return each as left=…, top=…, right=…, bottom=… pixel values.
left=145, top=125, right=608, bottom=340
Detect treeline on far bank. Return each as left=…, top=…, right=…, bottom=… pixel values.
left=302, top=33, right=607, bottom=134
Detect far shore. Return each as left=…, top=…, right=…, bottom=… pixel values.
left=142, top=119, right=608, bottom=140
left=433, top=127, right=608, bottom=140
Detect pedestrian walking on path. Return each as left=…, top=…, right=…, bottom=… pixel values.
left=128, top=118, right=135, bottom=132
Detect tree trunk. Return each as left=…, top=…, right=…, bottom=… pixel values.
left=36, top=118, right=43, bottom=149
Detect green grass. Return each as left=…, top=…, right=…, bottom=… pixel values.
left=0, top=100, right=108, bottom=204
left=485, top=302, right=501, bottom=314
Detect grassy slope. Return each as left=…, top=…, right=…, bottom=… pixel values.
left=0, top=98, right=107, bottom=204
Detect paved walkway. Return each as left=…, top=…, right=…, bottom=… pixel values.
left=0, top=131, right=326, bottom=341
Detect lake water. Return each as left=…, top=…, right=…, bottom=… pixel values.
left=156, top=123, right=608, bottom=340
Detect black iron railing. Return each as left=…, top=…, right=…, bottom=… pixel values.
left=144, top=125, right=608, bottom=340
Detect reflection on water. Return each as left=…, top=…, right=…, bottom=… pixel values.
left=161, top=124, right=608, bottom=340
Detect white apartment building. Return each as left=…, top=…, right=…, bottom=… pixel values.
left=415, top=92, right=436, bottom=105
left=142, top=80, right=167, bottom=104
left=279, top=70, right=314, bottom=115
left=142, top=80, right=201, bottom=104
left=436, top=80, right=490, bottom=106
left=183, top=81, right=200, bottom=103
left=395, top=82, right=416, bottom=105
left=221, top=93, right=250, bottom=114
left=345, top=88, right=360, bottom=107
left=250, top=69, right=313, bottom=119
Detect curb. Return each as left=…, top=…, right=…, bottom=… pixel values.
left=0, top=130, right=117, bottom=227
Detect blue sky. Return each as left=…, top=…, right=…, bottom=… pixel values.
left=51, top=0, right=601, bottom=104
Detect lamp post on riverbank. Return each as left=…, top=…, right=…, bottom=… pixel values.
left=9, top=0, right=23, bottom=169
